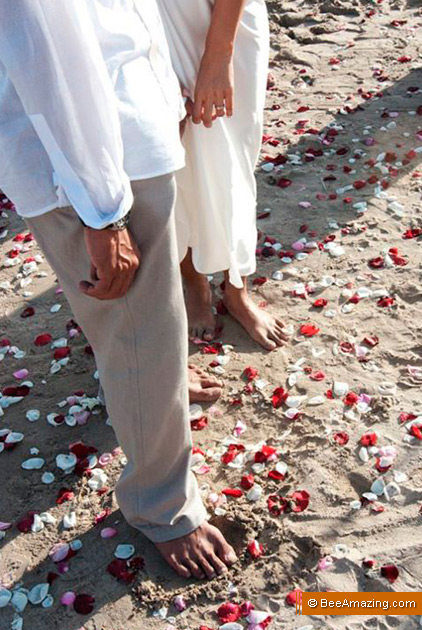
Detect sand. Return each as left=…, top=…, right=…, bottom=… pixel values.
left=1, top=1, right=422, bottom=629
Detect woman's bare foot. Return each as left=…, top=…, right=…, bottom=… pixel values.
left=181, top=250, right=218, bottom=341
left=156, top=521, right=237, bottom=580
left=224, top=277, right=287, bottom=351
left=185, top=276, right=218, bottom=341
left=188, top=364, right=223, bottom=403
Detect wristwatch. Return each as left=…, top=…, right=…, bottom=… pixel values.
left=104, top=212, right=131, bottom=231
left=80, top=211, right=131, bottom=231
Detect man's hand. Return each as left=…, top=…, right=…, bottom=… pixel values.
left=80, top=227, right=140, bottom=300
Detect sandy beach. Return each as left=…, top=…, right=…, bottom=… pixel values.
left=1, top=1, right=422, bottom=629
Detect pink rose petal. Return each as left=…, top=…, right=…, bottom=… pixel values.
left=100, top=527, right=118, bottom=539
left=61, top=591, right=76, bottom=606
left=13, top=369, right=29, bottom=380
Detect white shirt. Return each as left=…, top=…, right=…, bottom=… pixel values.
left=0, top=0, right=185, bottom=229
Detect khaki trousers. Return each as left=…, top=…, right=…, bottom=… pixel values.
left=26, top=173, right=207, bottom=543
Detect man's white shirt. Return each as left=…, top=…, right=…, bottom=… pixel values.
left=0, top=0, right=185, bottom=228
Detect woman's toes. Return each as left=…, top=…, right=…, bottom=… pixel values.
left=262, top=336, right=277, bottom=350
left=202, top=328, right=216, bottom=341
left=201, top=376, right=223, bottom=388
left=269, top=331, right=284, bottom=346
left=201, top=387, right=222, bottom=402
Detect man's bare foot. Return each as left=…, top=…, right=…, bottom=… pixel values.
left=156, top=521, right=237, bottom=580
left=224, top=280, right=287, bottom=351
left=189, top=364, right=223, bottom=403
left=185, top=275, right=218, bottom=341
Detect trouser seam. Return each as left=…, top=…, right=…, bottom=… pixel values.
left=123, top=291, right=147, bottom=518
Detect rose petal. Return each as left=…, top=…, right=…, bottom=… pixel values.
left=73, top=594, right=95, bottom=615
left=60, top=592, right=76, bottom=606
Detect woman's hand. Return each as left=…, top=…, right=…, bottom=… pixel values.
left=192, top=53, right=234, bottom=128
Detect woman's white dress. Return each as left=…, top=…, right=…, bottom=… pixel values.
left=157, top=0, right=269, bottom=288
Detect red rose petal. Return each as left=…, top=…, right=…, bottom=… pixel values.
left=377, top=296, right=395, bottom=307
left=286, top=589, right=303, bottom=607
left=272, top=387, right=288, bottom=409
left=252, top=276, right=268, bottom=286
left=73, top=594, right=95, bottom=615
left=242, top=367, right=258, bottom=382
left=268, top=469, right=285, bottom=481
left=16, top=512, right=36, bottom=533
left=54, top=347, right=71, bottom=360
left=56, top=488, right=75, bottom=505
left=310, top=371, right=326, bottom=381
left=363, top=335, right=379, bottom=347
left=333, top=431, right=349, bottom=446
left=380, top=564, right=399, bottom=583
left=300, top=323, right=320, bottom=337
left=313, top=298, right=327, bottom=308
left=291, top=490, right=310, bottom=512
left=360, top=432, right=378, bottom=447
left=344, top=392, right=359, bottom=406
left=277, top=177, right=293, bottom=188
left=20, top=307, right=35, bottom=318
left=247, top=540, right=264, bottom=559
left=241, top=474, right=255, bottom=490
left=107, top=559, right=136, bottom=584
left=410, top=424, right=422, bottom=440
left=34, top=333, right=52, bottom=346
left=191, top=416, right=208, bottom=431
left=217, top=602, right=241, bottom=623
left=221, top=488, right=243, bottom=498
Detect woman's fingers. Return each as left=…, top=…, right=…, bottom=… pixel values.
left=225, top=89, right=234, bottom=117
left=202, top=97, right=214, bottom=127
left=215, top=100, right=226, bottom=117
left=192, top=92, right=232, bottom=127
left=192, top=96, right=204, bottom=124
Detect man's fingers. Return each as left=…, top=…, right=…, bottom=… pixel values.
left=82, top=226, right=141, bottom=301
left=90, top=263, right=98, bottom=283
left=79, top=275, right=117, bottom=300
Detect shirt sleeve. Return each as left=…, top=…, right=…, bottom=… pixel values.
left=0, top=0, right=133, bottom=229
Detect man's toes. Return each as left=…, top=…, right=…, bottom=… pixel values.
left=204, top=551, right=228, bottom=576
left=184, top=559, right=205, bottom=580
left=167, top=555, right=192, bottom=579
left=196, top=554, right=218, bottom=580
left=212, top=530, right=238, bottom=566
